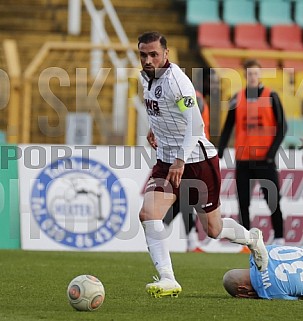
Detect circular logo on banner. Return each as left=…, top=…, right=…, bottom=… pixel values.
left=31, top=157, right=127, bottom=249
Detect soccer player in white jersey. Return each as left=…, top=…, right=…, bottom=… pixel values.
left=137, top=31, right=269, bottom=298
left=223, top=245, right=303, bottom=300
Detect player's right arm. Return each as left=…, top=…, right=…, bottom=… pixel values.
left=146, top=128, right=157, bottom=150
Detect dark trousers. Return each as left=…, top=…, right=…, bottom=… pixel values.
left=236, top=160, right=284, bottom=238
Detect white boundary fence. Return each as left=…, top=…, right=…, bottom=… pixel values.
left=17, top=146, right=303, bottom=252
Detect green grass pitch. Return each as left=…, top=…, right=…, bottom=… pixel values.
left=0, top=250, right=301, bottom=321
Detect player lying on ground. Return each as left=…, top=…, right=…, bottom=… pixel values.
left=223, top=245, right=303, bottom=300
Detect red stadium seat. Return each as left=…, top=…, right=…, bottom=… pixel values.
left=214, top=57, right=242, bottom=68
left=234, top=23, right=270, bottom=49
left=257, top=58, right=279, bottom=69
left=198, top=22, right=234, bottom=48
left=283, top=59, right=303, bottom=71
left=270, top=24, right=303, bottom=50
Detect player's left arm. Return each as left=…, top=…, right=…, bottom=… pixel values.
left=165, top=72, right=203, bottom=188
left=165, top=102, right=202, bottom=188
left=168, top=69, right=203, bottom=162
left=176, top=96, right=203, bottom=162
left=266, top=91, right=288, bottom=161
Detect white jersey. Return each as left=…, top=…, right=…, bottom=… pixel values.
left=140, top=62, right=217, bottom=164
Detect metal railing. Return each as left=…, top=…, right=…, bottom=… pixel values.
left=68, top=0, right=147, bottom=142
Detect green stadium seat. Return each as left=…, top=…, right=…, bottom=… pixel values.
left=294, top=1, right=303, bottom=27
left=222, top=0, right=257, bottom=26
left=282, top=118, right=303, bottom=149
left=259, top=0, right=293, bottom=27
left=186, top=0, right=220, bottom=26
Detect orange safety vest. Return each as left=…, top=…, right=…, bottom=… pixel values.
left=196, top=90, right=210, bottom=140
left=235, top=87, right=277, bottom=160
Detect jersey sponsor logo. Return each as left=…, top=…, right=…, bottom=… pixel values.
left=155, top=85, right=162, bottom=98
left=145, top=99, right=161, bottom=116
left=31, top=157, right=127, bottom=249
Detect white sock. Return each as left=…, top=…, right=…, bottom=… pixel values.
left=273, top=238, right=285, bottom=246
left=142, top=220, right=175, bottom=281
left=217, top=218, right=251, bottom=245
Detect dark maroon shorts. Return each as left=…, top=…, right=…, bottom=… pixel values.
left=144, top=156, right=221, bottom=213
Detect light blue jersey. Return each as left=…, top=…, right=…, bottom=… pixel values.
left=250, top=245, right=303, bottom=300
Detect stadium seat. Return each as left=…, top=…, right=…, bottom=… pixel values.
left=270, top=25, right=303, bottom=50
left=294, top=1, right=303, bottom=27
left=186, top=0, right=220, bottom=26
left=198, top=22, right=233, bottom=48
left=222, top=0, right=257, bottom=26
left=214, top=57, right=243, bottom=68
left=234, top=23, right=269, bottom=49
left=282, top=118, right=303, bottom=149
left=259, top=0, right=293, bottom=27
left=283, top=60, right=303, bottom=72
left=256, top=58, right=279, bottom=68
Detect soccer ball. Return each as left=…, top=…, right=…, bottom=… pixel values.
left=67, top=274, right=105, bottom=311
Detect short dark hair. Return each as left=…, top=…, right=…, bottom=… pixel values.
left=137, top=31, right=167, bottom=49
left=243, top=58, right=262, bottom=70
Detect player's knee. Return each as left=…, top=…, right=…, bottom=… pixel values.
left=139, top=208, right=150, bottom=222
left=207, top=224, right=222, bottom=239
left=139, top=209, right=146, bottom=222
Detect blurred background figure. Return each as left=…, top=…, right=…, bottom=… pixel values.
left=218, top=59, right=288, bottom=245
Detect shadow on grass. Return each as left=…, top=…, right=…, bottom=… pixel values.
left=182, top=293, right=230, bottom=299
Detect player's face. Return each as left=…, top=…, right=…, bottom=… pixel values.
left=138, top=40, right=168, bottom=78
left=245, top=65, right=261, bottom=88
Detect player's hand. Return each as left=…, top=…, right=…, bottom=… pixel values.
left=164, top=158, right=185, bottom=188
left=146, top=129, right=157, bottom=150
left=236, top=286, right=259, bottom=299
